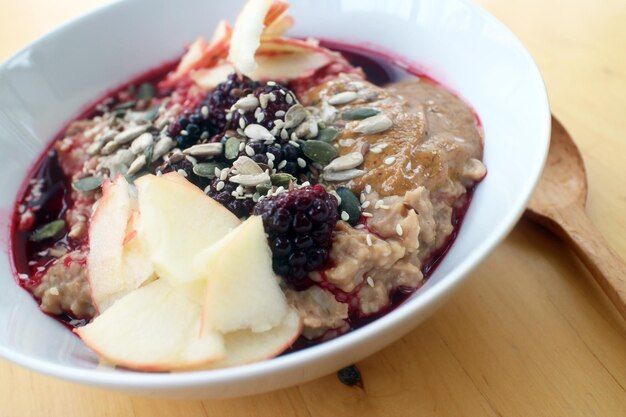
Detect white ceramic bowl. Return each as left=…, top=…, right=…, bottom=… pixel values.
left=0, top=0, right=550, bottom=399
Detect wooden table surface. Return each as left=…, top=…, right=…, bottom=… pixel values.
left=2, top=0, right=626, bottom=415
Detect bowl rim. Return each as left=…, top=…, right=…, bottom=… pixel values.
left=0, top=0, right=551, bottom=390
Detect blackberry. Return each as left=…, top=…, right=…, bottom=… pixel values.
left=337, top=365, right=362, bottom=387
left=253, top=185, right=339, bottom=286
left=157, top=157, right=206, bottom=188
left=206, top=175, right=256, bottom=218
left=229, top=83, right=297, bottom=134
left=207, top=73, right=259, bottom=133
left=238, top=141, right=309, bottom=179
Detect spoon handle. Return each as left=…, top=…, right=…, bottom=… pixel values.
left=553, top=205, right=626, bottom=320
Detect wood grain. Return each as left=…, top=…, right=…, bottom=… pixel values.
left=1, top=0, right=626, bottom=416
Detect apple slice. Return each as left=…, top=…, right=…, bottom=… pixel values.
left=121, top=211, right=156, bottom=290
left=262, top=1, right=293, bottom=38
left=191, top=62, right=235, bottom=90
left=206, top=309, right=302, bottom=369
left=75, top=279, right=226, bottom=371
left=88, top=176, right=154, bottom=312
left=228, top=0, right=273, bottom=75
left=256, top=37, right=327, bottom=55
left=194, top=215, right=289, bottom=334
left=135, top=173, right=240, bottom=284
left=251, top=52, right=331, bottom=81
left=160, top=20, right=232, bottom=88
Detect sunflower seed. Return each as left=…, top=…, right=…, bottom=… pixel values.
left=342, top=108, right=380, bottom=121
left=29, top=219, right=66, bottom=242
left=86, top=141, right=105, bottom=155
left=328, top=91, right=358, bottom=106
left=152, top=135, right=176, bottom=161
left=301, top=140, right=338, bottom=165
left=295, top=118, right=318, bottom=139
left=183, top=143, right=223, bottom=158
left=73, top=176, right=103, bottom=192
left=234, top=95, right=260, bottom=111
left=127, top=154, right=147, bottom=176
left=130, top=132, right=154, bottom=155
left=322, top=169, right=366, bottom=182
left=244, top=124, right=274, bottom=141
left=233, top=156, right=264, bottom=175
left=284, top=104, right=307, bottom=129
left=354, top=114, right=393, bottom=135
left=229, top=172, right=271, bottom=186
left=316, top=127, right=340, bottom=143
left=100, top=141, right=120, bottom=155
left=323, top=152, right=364, bottom=172
left=113, top=125, right=149, bottom=144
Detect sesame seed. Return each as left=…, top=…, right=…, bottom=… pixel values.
left=237, top=128, right=245, bottom=136
left=361, top=200, right=371, bottom=209
left=362, top=212, right=373, bottom=218
left=378, top=143, right=389, bottom=149
left=253, top=193, right=260, bottom=202
left=37, top=266, right=45, bottom=272
left=236, top=185, right=244, bottom=195
left=367, top=276, right=374, bottom=287
left=365, top=184, right=372, bottom=193
left=215, top=167, right=221, bottom=177
left=380, top=204, right=390, bottom=210
left=289, top=140, right=300, bottom=148
left=275, top=110, right=286, bottom=117
left=267, top=81, right=276, bottom=86
left=370, top=147, right=382, bottom=154
left=239, top=118, right=246, bottom=129
left=384, top=156, right=396, bottom=165
left=177, top=169, right=188, bottom=177
left=226, top=112, right=233, bottom=121
left=285, top=94, right=293, bottom=104
left=280, top=129, right=289, bottom=140
left=220, top=169, right=229, bottom=181
left=239, top=142, right=246, bottom=151
left=375, top=200, right=384, bottom=209
left=256, top=112, right=265, bottom=123
left=49, top=287, right=60, bottom=296
left=301, top=181, right=310, bottom=187
left=359, top=193, right=366, bottom=203
left=245, top=145, right=255, bottom=157
left=366, top=234, right=373, bottom=246
left=180, top=130, right=188, bottom=136
left=269, top=93, right=277, bottom=102
left=268, top=159, right=274, bottom=168
left=278, top=160, right=287, bottom=169
left=290, top=132, right=299, bottom=141
left=204, top=185, right=212, bottom=194
left=396, top=224, right=403, bottom=236
left=216, top=181, right=225, bottom=191
left=266, top=152, right=276, bottom=161
left=297, top=158, right=306, bottom=168
left=201, top=106, right=209, bottom=118
left=254, top=107, right=262, bottom=117
left=341, top=211, right=350, bottom=221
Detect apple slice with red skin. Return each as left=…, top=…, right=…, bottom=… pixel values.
left=262, top=1, right=293, bottom=38
left=191, top=61, right=235, bottom=90
left=87, top=175, right=154, bottom=313
left=75, top=279, right=225, bottom=371
left=194, top=216, right=291, bottom=334
left=135, top=172, right=240, bottom=284
left=160, top=20, right=232, bottom=88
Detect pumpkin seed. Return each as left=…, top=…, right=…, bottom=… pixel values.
left=73, top=176, right=103, bottom=192
left=335, top=187, right=360, bottom=225
left=301, top=140, right=338, bottom=166
left=144, top=106, right=160, bottom=122
left=30, top=220, right=66, bottom=242
left=256, top=183, right=272, bottom=195
left=144, top=144, right=153, bottom=165
left=342, top=108, right=380, bottom=120
left=316, top=127, right=340, bottom=143
left=114, top=101, right=136, bottom=111
left=137, top=83, right=156, bottom=103
left=224, top=137, right=241, bottom=160
left=193, top=162, right=227, bottom=179
left=270, top=173, right=296, bottom=187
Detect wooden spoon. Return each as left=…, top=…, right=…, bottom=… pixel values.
left=526, top=116, right=626, bottom=320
